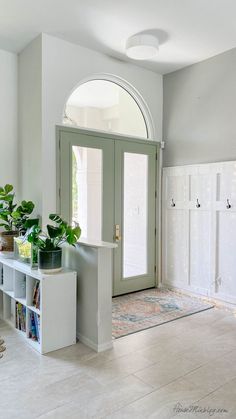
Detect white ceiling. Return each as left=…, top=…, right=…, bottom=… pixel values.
left=1, top=0, right=236, bottom=74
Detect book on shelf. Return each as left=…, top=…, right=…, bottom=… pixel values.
left=29, top=311, right=40, bottom=343
left=15, top=302, right=26, bottom=332
left=32, top=280, right=40, bottom=310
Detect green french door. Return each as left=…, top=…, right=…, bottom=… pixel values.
left=113, top=140, right=156, bottom=295
left=58, top=127, right=157, bottom=296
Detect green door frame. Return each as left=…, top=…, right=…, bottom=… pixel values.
left=56, top=125, right=160, bottom=293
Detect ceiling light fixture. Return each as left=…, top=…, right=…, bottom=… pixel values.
left=126, top=34, right=159, bottom=60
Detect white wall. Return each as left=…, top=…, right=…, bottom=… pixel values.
left=163, top=47, right=236, bottom=167
left=41, top=33, right=163, bottom=223
left=18, top=36, right=42, bottom=214
left=0, top=49, right=18, bottom=194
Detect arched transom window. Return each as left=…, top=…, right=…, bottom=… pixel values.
left=63, top=79, right=148, bottom=138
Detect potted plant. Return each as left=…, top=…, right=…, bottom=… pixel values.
left=0, top=184, right=35, bottom=252
left=12, top=201, right=39, bottom=263
left=27, top=214, right=81, bottom=273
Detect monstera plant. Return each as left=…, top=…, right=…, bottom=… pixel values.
left=26, top=214, right=81, bottom=272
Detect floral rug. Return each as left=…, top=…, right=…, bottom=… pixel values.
left=112, top=288, right=214, bottom=338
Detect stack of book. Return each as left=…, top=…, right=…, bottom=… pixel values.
left=32, top=281, right=40, bottom=310
left=15, top=302, right=26, bottom=332
left=29, top=312, right=40, bottom=343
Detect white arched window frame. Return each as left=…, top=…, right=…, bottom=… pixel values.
left=62, top=73, right=155, bottom=140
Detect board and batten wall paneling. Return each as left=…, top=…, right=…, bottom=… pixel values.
left=162, top=161, right=236, bottom=305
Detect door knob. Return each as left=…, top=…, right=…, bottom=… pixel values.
left=115, top=224, right=121, bottom=242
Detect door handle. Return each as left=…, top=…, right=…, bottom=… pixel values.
left=114, top=224, right=122, bottom=242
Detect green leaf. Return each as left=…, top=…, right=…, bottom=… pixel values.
left=73, top=226, right=81, bottom=239
left=65, top=226, right=81, bottom=245
left=0, top=194, right=14, bottom=203
left=21, top=200, right=34, bottom=213
left=47, top=224, right=63, bottom=239
left=24, top=218, right=39, bottom=228
left=49, top=214, right=64, bottom=225
left=4, top=184, right=14, bottom=194
left=11, top=211, right=21, bottom=219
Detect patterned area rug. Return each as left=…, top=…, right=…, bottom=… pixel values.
left=0, top=337, right=6, bottom=358
left=112, top=288, right=214, bottom=338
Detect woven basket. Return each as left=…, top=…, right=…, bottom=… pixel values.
left=0, top=231, right=19, bottom=252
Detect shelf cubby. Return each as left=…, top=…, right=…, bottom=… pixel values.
left=15, top=301, right=27, bottom=335
left=3, top=294, right=15, bottom=327
left=14, top=270, right=27, bottom=305
left=27, top=308, right=41, bottom=346
left=26, top=276, right=40, bottom=312
left=3, top=265, right=14, bottom=292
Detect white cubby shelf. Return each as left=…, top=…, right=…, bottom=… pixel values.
left=0, top=254, right=77, bottom=354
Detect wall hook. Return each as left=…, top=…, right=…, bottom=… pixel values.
left=226, top=199, right=231, bottom=209
left=171, top=198, right=175, bottom=207
left=196, top=199, right=201, bottom=208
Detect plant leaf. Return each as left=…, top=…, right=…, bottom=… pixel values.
left=49, top=214, right=64, bottom=224
left=47, top=224, right=63, bottom=239
left=4, top=184, right=13, bottom=194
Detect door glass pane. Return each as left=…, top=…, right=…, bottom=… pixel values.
left=72, top=146, right=102, bottom=241
left=123, top=153, right=148, bottom=278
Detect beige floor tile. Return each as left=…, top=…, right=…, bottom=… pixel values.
left=187, top=377, right=236, bottom=419
left=38, top=375, right=153, bottom=418
left=174, top=378, right=236, bottom=419
left=105, top=375, right=210, bottom=419
left=80, top=351, right=155, bottom=385
left=182, top=356, right=236, bottom=394
left=134, top=353, right=202, bottom=389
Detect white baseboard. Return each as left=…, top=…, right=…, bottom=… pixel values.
left=77, top=333, right=113, bottom=352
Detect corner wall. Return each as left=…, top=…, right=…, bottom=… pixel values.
left=0, top=49, right=18, bottom=193
left=163, top=47, right=236, bottom=167
left=18, top=36, right=42, bottom=214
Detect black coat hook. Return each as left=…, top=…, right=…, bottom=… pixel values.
left=196, top=199, right=201, bottom=208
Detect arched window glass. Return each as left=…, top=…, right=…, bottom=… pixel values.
left=63, top=80, right=148, bottom=138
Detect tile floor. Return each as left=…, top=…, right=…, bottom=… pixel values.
left=1, top=307, right=236, bottom=418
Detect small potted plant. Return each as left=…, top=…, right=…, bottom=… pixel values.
left=26, top=214, right=81, bottom=273
left=0, top=184, right=36, bottom=252
left=12, top=201, right=39, bottom=263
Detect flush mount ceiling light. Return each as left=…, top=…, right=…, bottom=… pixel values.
left=126, top=34, right=159, bottom=60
